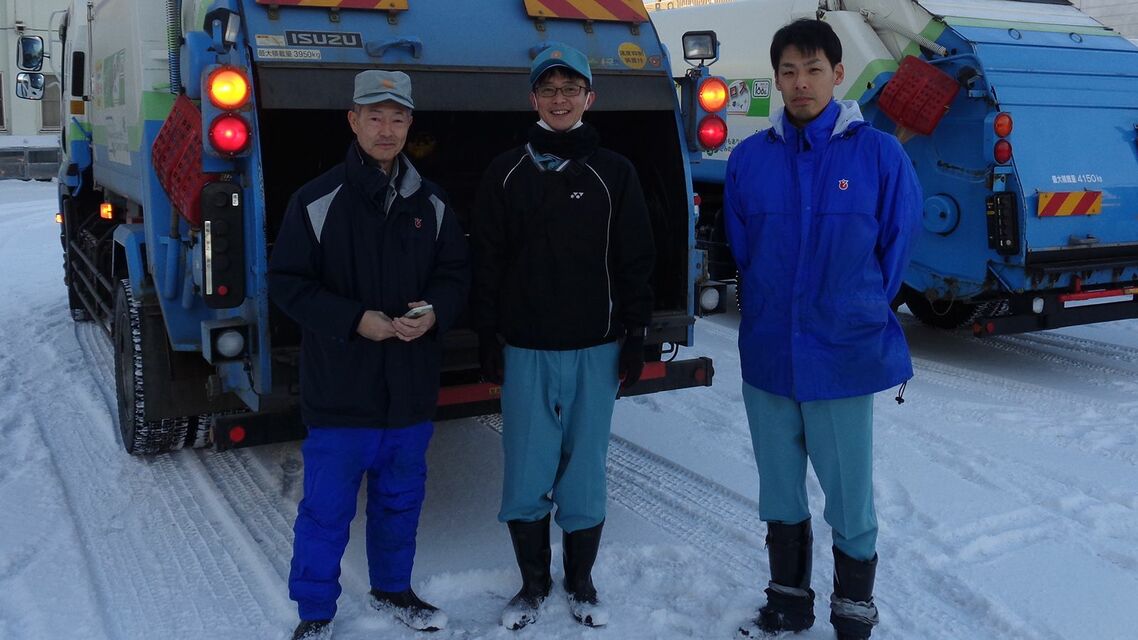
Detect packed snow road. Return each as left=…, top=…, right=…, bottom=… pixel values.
left=2, top=181, right=1135, bottom=639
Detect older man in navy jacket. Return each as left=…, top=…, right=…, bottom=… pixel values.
left=269, top=69, right=469, bottom=640
left=725, top=19, right=922, bottom=640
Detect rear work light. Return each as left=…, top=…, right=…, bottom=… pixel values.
left=698, top=115, right=728, bottom=150
left=994, top=139, right=1013, bottom=164
left=698, top=77, right=728, bottom=113
left=209, top=115, right=251, bottom=155
left=993, top=112, right=1013, bottom=138
left=207, top=67, right=250, bottom=110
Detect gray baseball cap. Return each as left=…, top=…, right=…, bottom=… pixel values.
left=353, top=69, right=414, bottom=109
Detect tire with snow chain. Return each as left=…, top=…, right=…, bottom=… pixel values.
left=902, top=285, right=981, bottom=330
left=113, top=280, right=212, bottom=456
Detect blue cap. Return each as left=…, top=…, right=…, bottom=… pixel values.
left=529, top=43, right=592, bottom=87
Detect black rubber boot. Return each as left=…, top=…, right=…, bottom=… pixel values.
left=564, top=521, right=607, bottom=626
left=368, top=588, right=447, bottom=631
left=291, top=619, right=332, bottom=640
left=739, top=518, right=815, bottom=637
left=501, top=514, right=553, bottom=630
left=830, top=546, right=879, bottom=640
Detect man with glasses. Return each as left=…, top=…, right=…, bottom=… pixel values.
left=471, top=43, right=655, bottom=631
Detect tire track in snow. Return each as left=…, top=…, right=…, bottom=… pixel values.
left=911, top=357, right=1138, bottom=466
left=882, top=406, right=1138, bottom=573
left=77, top=320, right=398, bottom=635
left=1008, top=331, right=1138, bottom=367
left=21, top=310, right=284, bottom=639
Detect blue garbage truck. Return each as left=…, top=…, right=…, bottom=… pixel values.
left=17, top=0, right=716, bottom=454
left=652, top=0, right=1138, bottom=335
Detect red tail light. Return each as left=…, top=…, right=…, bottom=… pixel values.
left=697, top=115, right=727, bottom=150
left=994, top=139, right=1012, bottom=164
left=209, top=115, right=251, bottom=155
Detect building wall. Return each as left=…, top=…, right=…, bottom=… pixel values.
left=2, top=0, right=70, bottom=136
left=1072, top=0, right=1138, bottom=38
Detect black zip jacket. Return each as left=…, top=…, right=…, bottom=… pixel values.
left=472, top=123, right=654, bottom=350
left=268, top=144, right=470, bottom=428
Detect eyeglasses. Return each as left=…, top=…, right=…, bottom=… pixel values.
left=535, top=84, right=588, bottom=98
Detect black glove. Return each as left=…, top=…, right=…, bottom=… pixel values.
left=479, top=329, right=504, bottom=384
left=618, top=331, right=645, bottom=388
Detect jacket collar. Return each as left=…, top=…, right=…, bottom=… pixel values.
left=768, top=99, right=865, bottom=146
left=344, top=142, right=423, bottom=207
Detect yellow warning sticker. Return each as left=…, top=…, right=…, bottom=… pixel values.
left=618, top=42, right=646, bottom=69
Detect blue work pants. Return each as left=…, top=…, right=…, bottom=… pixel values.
left=289, top=422, right=433, bottom=621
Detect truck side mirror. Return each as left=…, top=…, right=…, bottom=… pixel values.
left=16, top=72, right=45, bottom=100
left=17, top=35, right=45, bottom=72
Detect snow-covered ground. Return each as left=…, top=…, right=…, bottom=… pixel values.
left=1, top=180, right=1136, bottom=640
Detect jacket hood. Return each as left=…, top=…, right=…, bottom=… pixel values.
left=769, top=99, right=865, bottom=142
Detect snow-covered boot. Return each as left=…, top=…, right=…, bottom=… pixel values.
left=830, top=547, right=879, bottom=640
left=291, top=619, right=332, bottom=640
left=563, top=520, right=608, bottom=627
left=368, top=588, right=448, bottom=632
left=501, top=514, right=553, bottom=631
left=738, top=519, right=815, bottom=638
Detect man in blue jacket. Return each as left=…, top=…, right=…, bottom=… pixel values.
left=269, top=69, right=469, bottom=640
left=726, top=20, right=921, bottom=640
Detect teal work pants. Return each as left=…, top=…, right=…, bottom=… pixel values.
left=742, top=382, right=877, bottom=561
left=498, top=342, right=620, bottom=533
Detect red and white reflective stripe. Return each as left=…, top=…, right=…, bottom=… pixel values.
left=1058, top=287, right=1138, bottom=308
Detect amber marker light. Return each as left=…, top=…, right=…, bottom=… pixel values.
left=100, top=203, right=114, bottom=219
left=208, top=67, right=250, bottom=110
left=994, top=112, right=1013, bottom=138
left=698, top=77, right=729, bottom=113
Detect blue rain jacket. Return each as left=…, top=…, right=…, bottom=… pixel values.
left=724, top=100, right=922, bottom=401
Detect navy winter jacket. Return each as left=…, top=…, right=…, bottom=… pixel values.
left=724, top=100, right=922, bottom=401
left=471, top=123, right=655, bottom=350
left=268, top=144, right=470, bottom=427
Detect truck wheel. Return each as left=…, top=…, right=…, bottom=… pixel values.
left=113, top=280, right=210, bottom=455
left=902, top=286, right=979, bottom=329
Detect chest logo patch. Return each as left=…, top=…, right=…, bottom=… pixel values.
left=414, top=217, right=423, bottom=229
left=838, top=179, right=850, bottom=191
left=570, top=192, right=584, bottom=199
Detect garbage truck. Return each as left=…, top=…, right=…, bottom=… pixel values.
left=652, top=0, right=1138, bottom=335
left=16, top=0, right=716, bottom=455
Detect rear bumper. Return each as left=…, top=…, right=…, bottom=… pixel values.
left=973, top=288, right=1138, bottom=336
left=435, top=356, right=715, bottom=421
left=212, top=357, right=716, bottom=448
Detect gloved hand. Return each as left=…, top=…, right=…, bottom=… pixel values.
left=479, top=329, right=504, bottom=384
left=618, top=331, right=645, bottom=388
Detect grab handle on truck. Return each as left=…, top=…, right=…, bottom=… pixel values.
left=367, top=37, right=423, bottom=59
